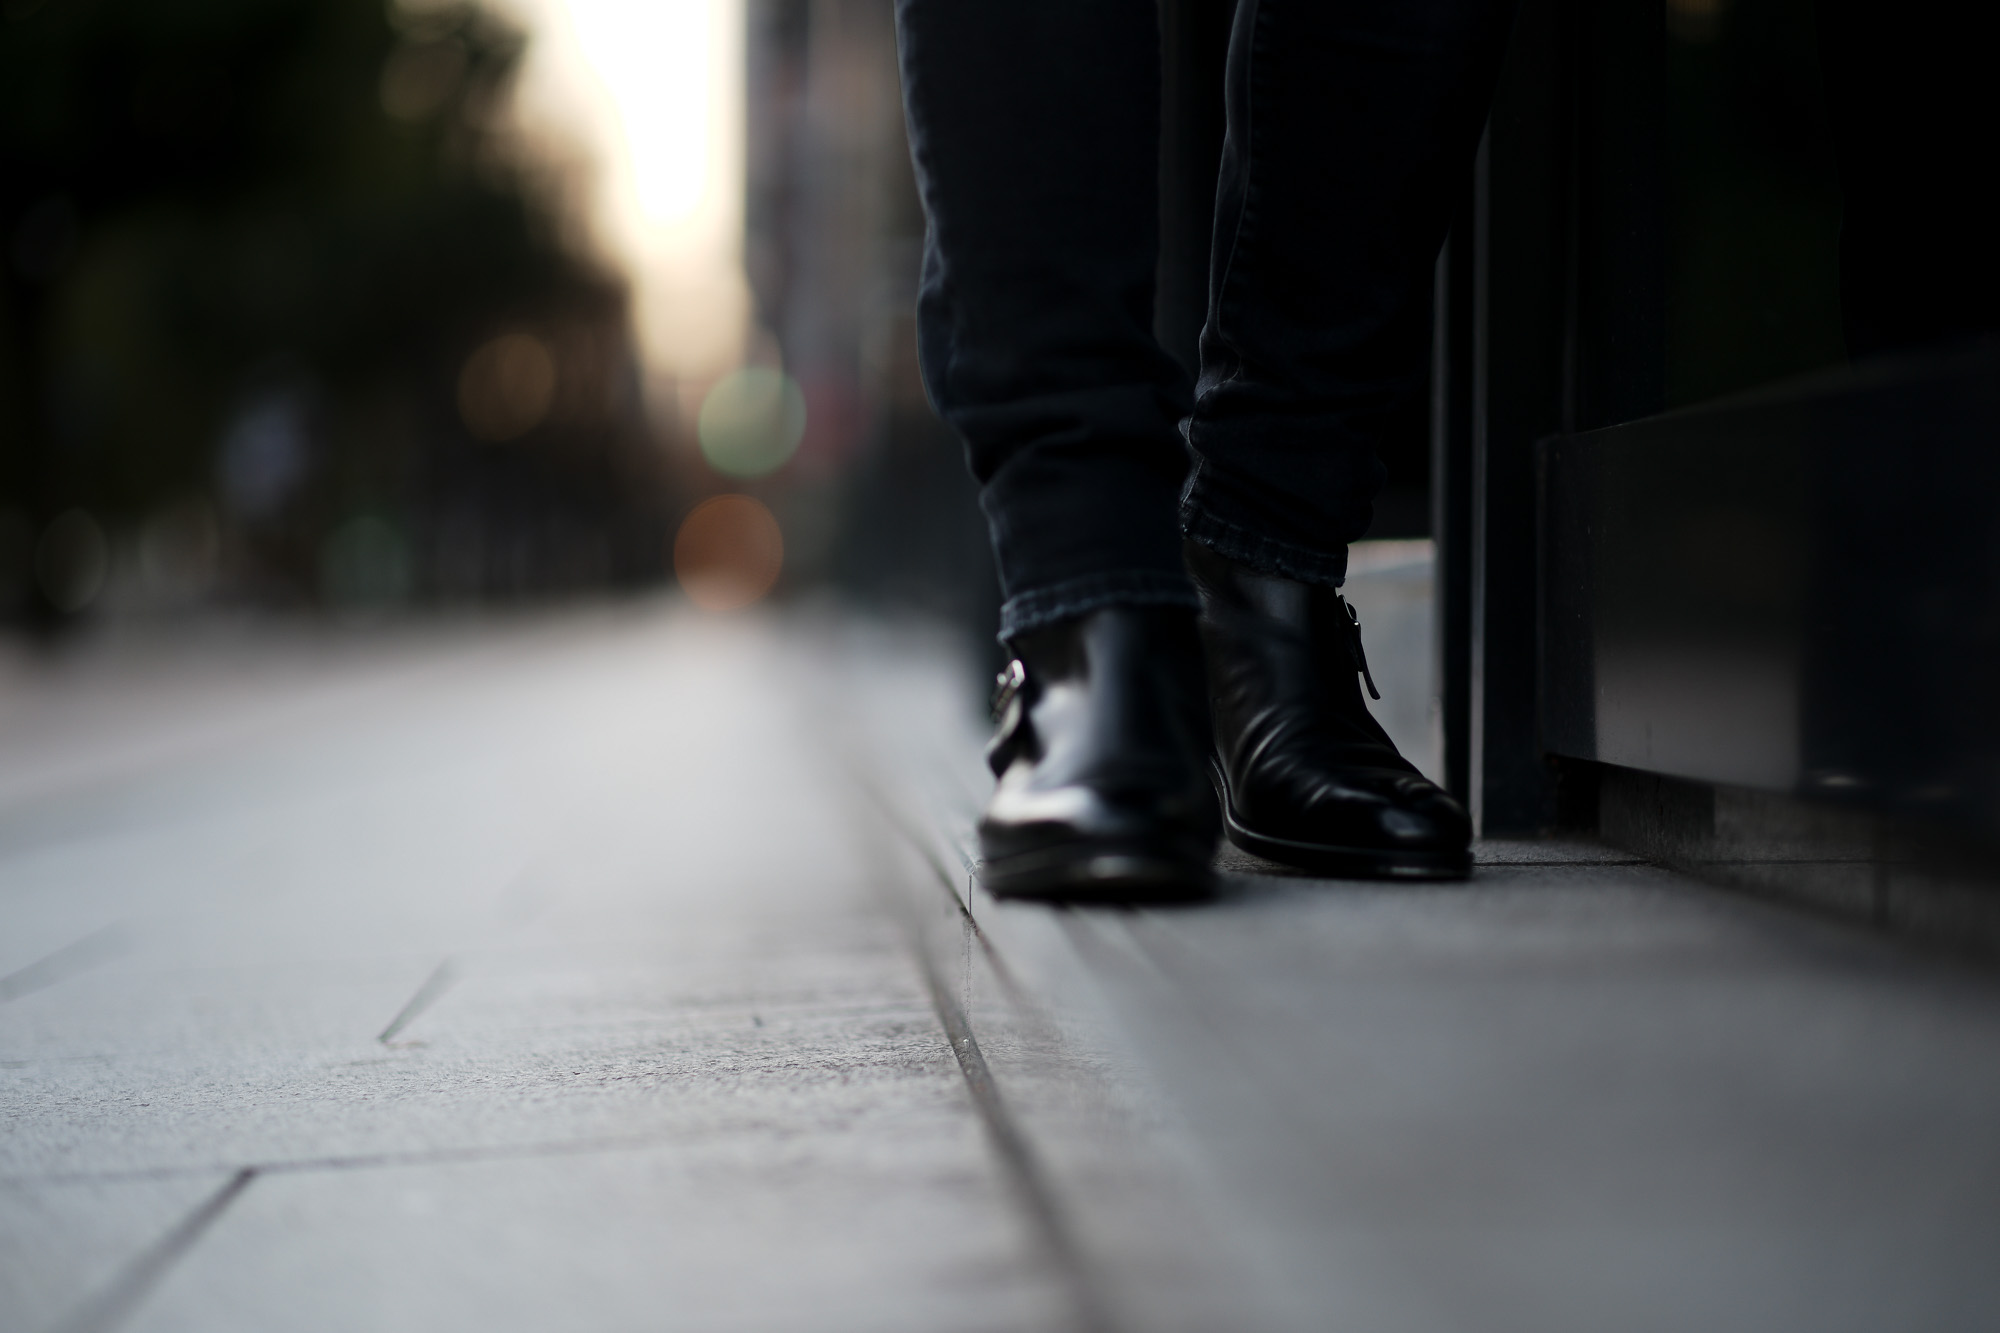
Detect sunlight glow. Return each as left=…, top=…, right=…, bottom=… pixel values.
left=493, top=0, right=750, bottom=385
left=563, top=0, right=713, bottom=225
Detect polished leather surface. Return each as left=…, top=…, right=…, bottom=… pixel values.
left=978, top=607, right=1218, bottom=899
left=1186, top=540, right=1470, bottom=873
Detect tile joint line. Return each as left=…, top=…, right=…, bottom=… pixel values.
left=51, top=1167, right=257, bottom=1333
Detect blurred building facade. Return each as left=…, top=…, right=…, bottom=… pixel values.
left=741, top=0, right=995, bottom=644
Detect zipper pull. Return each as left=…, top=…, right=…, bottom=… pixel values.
left=1342, top=598, right=1381, bottom=700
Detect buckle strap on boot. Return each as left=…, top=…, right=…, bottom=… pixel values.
left=985, top=659, right=1034, bottom=776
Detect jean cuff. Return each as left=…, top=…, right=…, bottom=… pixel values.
left=997, top=569, right=1199, bottom=642
left=1180, top=503, right=1348, bottom=588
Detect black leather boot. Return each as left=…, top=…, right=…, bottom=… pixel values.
left=1186, top=540, right=1471, bottom=879
left=977, top=606, right=1219, bottom=902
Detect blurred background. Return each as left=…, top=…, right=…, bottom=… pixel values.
left=0, top=0, right=1883, bottom=647
left=0, top=0, right=993, bottom=641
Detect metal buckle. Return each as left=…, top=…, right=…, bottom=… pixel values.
left=990, top=658, right=1027, bottom=721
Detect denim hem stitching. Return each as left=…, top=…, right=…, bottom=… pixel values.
left=997, top=570, right=1200, bottom=642
left=1180, top=504, right=1348, bottom=587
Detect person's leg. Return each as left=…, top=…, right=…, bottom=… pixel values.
left=1184, top=0, right=1515, bottom=582
left=1186, top=0, right=1513, bottom=874
left=895, top=0, right=1195, bottom=641
left=896, top=0, right=1217, bottom=901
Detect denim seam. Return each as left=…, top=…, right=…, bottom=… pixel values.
left=1201, top=0, right=1270, bottom=414
left=1184, top=0, right=1264, bottom=420
left=997, top=570, right=1199, bottom=642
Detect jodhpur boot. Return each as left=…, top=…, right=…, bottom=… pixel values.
left=1186, top=540, right=1471, bottom=879
left=978, top=606, right=1219, bottom=902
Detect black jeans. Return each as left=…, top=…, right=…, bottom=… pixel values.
left=896, top=0, right=1515, bottom=639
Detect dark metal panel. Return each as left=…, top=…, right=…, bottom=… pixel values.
left=1436, top=0, right=1667, bottom=832
left=1432, top=229, right=1476, bottom=802
left=1468, top=0, right=1569, bottom=833
left=1569, top=0, right=1666, bottom=431
left=1542, top=341, right=2000, bottom=835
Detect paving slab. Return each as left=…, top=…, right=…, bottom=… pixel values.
left=126, top=1114, right=1058, bottom=1333
left=2, top=605, right=1075, bottom=1333
left=1034, top=865, right=2000, bottom=1333
left=0, top=1174, right=233, bottom=1333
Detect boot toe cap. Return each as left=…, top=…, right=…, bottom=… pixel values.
left=1239, top=763, right=1471, bottom=856
left=981, top=779, right=1216, bottom=859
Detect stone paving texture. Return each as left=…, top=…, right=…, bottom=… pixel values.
left=4, top=588, right=1999, bottom=1333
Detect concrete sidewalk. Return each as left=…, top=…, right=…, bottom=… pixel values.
left=4, top=594, right=1998, bottom=1333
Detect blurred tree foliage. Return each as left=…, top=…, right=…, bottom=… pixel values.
left=0, top=0, right=670, bottom=620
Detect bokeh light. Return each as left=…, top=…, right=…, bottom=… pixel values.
left=459, top=332, right=558, bottom=441
left=673, top=494, right=783, bottom=611
left=697, top=368, right=806, bottom=478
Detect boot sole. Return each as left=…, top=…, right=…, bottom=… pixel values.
left=977, top=838, right=1215, bottom=905
left=1210, top=758, right=1472, bottom=881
